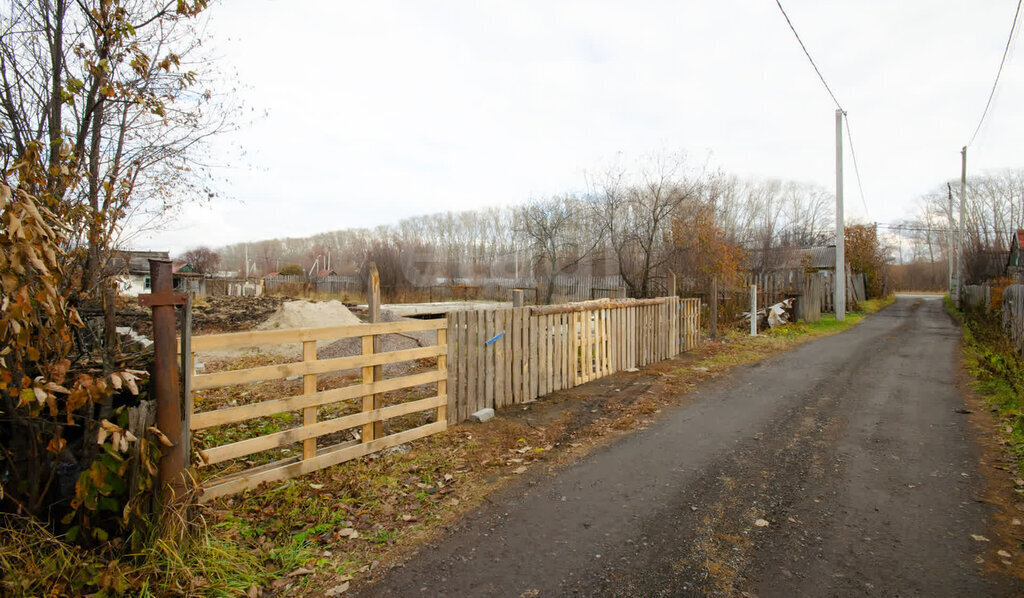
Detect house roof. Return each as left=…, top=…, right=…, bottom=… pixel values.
left=748, top=245, right=836, bottom=271
left=172, top=261, right=201, bottom=276
left=106, top=250, right=170, bottom=275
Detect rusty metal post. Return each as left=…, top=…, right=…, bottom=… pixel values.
left=149, top=259, right=185, bottom=501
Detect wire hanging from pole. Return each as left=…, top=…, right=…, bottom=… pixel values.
left=967, top=0, right=1022, bottom=147
left=773, top=0, right=842, bottom=110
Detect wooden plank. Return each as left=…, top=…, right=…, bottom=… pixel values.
left=476, top=310, right=486, bottom=412
left=191, top=318, right=448, bottom=351
left=191, top=369, right=446, bottom=430
left=511, top=308, right=521, bottom=404
left=447, top=318, right=457, bottom=425
left=503, top=309, right=513, bottom=405
left=524, top=307, right=532, bottom=400
left=200, top=395, right=447, bottom=465
left=192, top=344, right=448, bottom=391
left=459, top=310, right=469, bottom=422
left=302, top=341, right=318, bottom=460
left=497, top=309, right=508, bottom=408
left=552, top=313, right=562, bottom=392
left=571, top=311, right=580, bottom=386
left=437, top=328, right=447, bottom=424
left=529, top=314, right=538, bottom=401
left=360, top=335, right=375, bottom=443
left=548, top=314, right=556, bottom=391
left=467, top=310, right=478, bottom=417
left=538, top=314, right=547, bottom=397
left=200, top=420, right=446, bottom=502
left=529, top=297, right=672, bottom=316
left=485, top=310, right=495, bottom=410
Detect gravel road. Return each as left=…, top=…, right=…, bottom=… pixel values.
left=359, top=295, right=1023, bottom=597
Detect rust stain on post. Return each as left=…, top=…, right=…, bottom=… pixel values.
left=147, top=259, right=186, bottom=502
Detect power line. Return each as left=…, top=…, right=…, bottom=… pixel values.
left=843, top=116, right=870, bottom=218
left=967, top=0, right=1023, bottom=147
left=773, top=0, right=841, bottom=110
left=774, top=0, right=870, bottom=220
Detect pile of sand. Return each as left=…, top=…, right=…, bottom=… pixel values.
left=199, top=300, right=364, bottom=360
left=256, top=300, right=362, bottom=331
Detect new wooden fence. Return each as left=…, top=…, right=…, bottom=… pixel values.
left=185, top=319, right=448, bottom=502
left=446, top=297, right=700, bottom=423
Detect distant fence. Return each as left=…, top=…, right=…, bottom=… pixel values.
left=445, top=297, right=700, bottom=422
left=263, top=275, right=360, bottom=296
left=743, top=268, right=865, bottom=318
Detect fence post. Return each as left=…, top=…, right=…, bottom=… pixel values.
left=750, top=283, right=758, bottom=337
left=146, top=259, right=186, bottom=503
left=512, top=289, right=524, bottom=307
left=367, top=262, right=383, bottom=439
left=710, top=277, right=718, bottom=340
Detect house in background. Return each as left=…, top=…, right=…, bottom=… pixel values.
left=1008, top=230, right=1024, bottom=282
left=110, top=250, right=169, bottom=296
left=110, top=250, right=204, bottom=296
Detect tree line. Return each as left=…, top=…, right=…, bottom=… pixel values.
left=207, top=156, right=837, bottom=302
left=891, top=169, right=1024, bottom=289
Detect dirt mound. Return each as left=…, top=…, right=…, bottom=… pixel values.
left=192, top=295, right=286, bottom=334
left=257, top=300, right=362, bottom=331
left=319, top=309, right=439, bottom=376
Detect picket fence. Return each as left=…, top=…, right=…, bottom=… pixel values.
left=445, top=297, right=700, bottom=423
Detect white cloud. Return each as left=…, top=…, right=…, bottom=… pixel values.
left=135, top=0, right=1024, bottom=254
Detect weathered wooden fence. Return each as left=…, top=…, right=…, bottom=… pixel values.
left=185, top=319, right=448, bottom=502
left=1004, top=285, right=1024, bottom=354
left=445, top=297, right=700, bottom=423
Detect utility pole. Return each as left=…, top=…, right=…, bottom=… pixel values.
left=835, top=109, right=846, bottom=321
left=957, top=146, right=967, bottom=306
left=947, top=183, right=954, bottom=297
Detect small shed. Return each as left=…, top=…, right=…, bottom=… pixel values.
left=1008, top=230, right=1024, bottom=282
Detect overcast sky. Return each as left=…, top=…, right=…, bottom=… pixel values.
left=136, top=0, right=1024, bottom=255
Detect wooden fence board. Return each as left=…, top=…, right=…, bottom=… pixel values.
left=485, top=309, right=494, bottom=411
left=191, top=319, right=446, bottom=351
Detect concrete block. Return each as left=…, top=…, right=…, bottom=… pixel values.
left=471, top=408, right=495, bottom=423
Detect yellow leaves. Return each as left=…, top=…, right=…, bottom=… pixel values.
left=46, top=437, right=67, bottom=454
left=98, top=419, right=138, bottom=453
left=147, top=426, right=175, bottom=448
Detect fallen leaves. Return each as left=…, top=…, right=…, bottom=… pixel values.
left=971, top=534, right=990, bottom=542
left=754, top=519, right=770, bottom=528
left=325, top=581, right=350, bottom=596
left=513, top=466, right=527, bottom=475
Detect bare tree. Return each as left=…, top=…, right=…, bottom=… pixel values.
left=180, top=246, right=220, bottom=275
left=518, top=195, right=603, bottom=304
left=0, top=0, right=233, bottom=299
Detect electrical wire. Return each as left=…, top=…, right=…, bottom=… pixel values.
left=967, top=0, right=1023, bottom=147
left=773, top=0, right=841, bottom=110
left=774, top=0, right=871, bottom=220
left=843, top=116, right=870, bottom=218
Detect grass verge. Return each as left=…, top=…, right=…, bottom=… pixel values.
left=945, top=297, right=1024, bottom=474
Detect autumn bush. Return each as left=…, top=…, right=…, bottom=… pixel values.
left=0, top=184, right=166, bottom=559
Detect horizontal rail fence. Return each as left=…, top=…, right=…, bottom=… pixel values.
left=446, top=297, right=700, bottom=423
left=185, top=318, right=447, bottom=501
